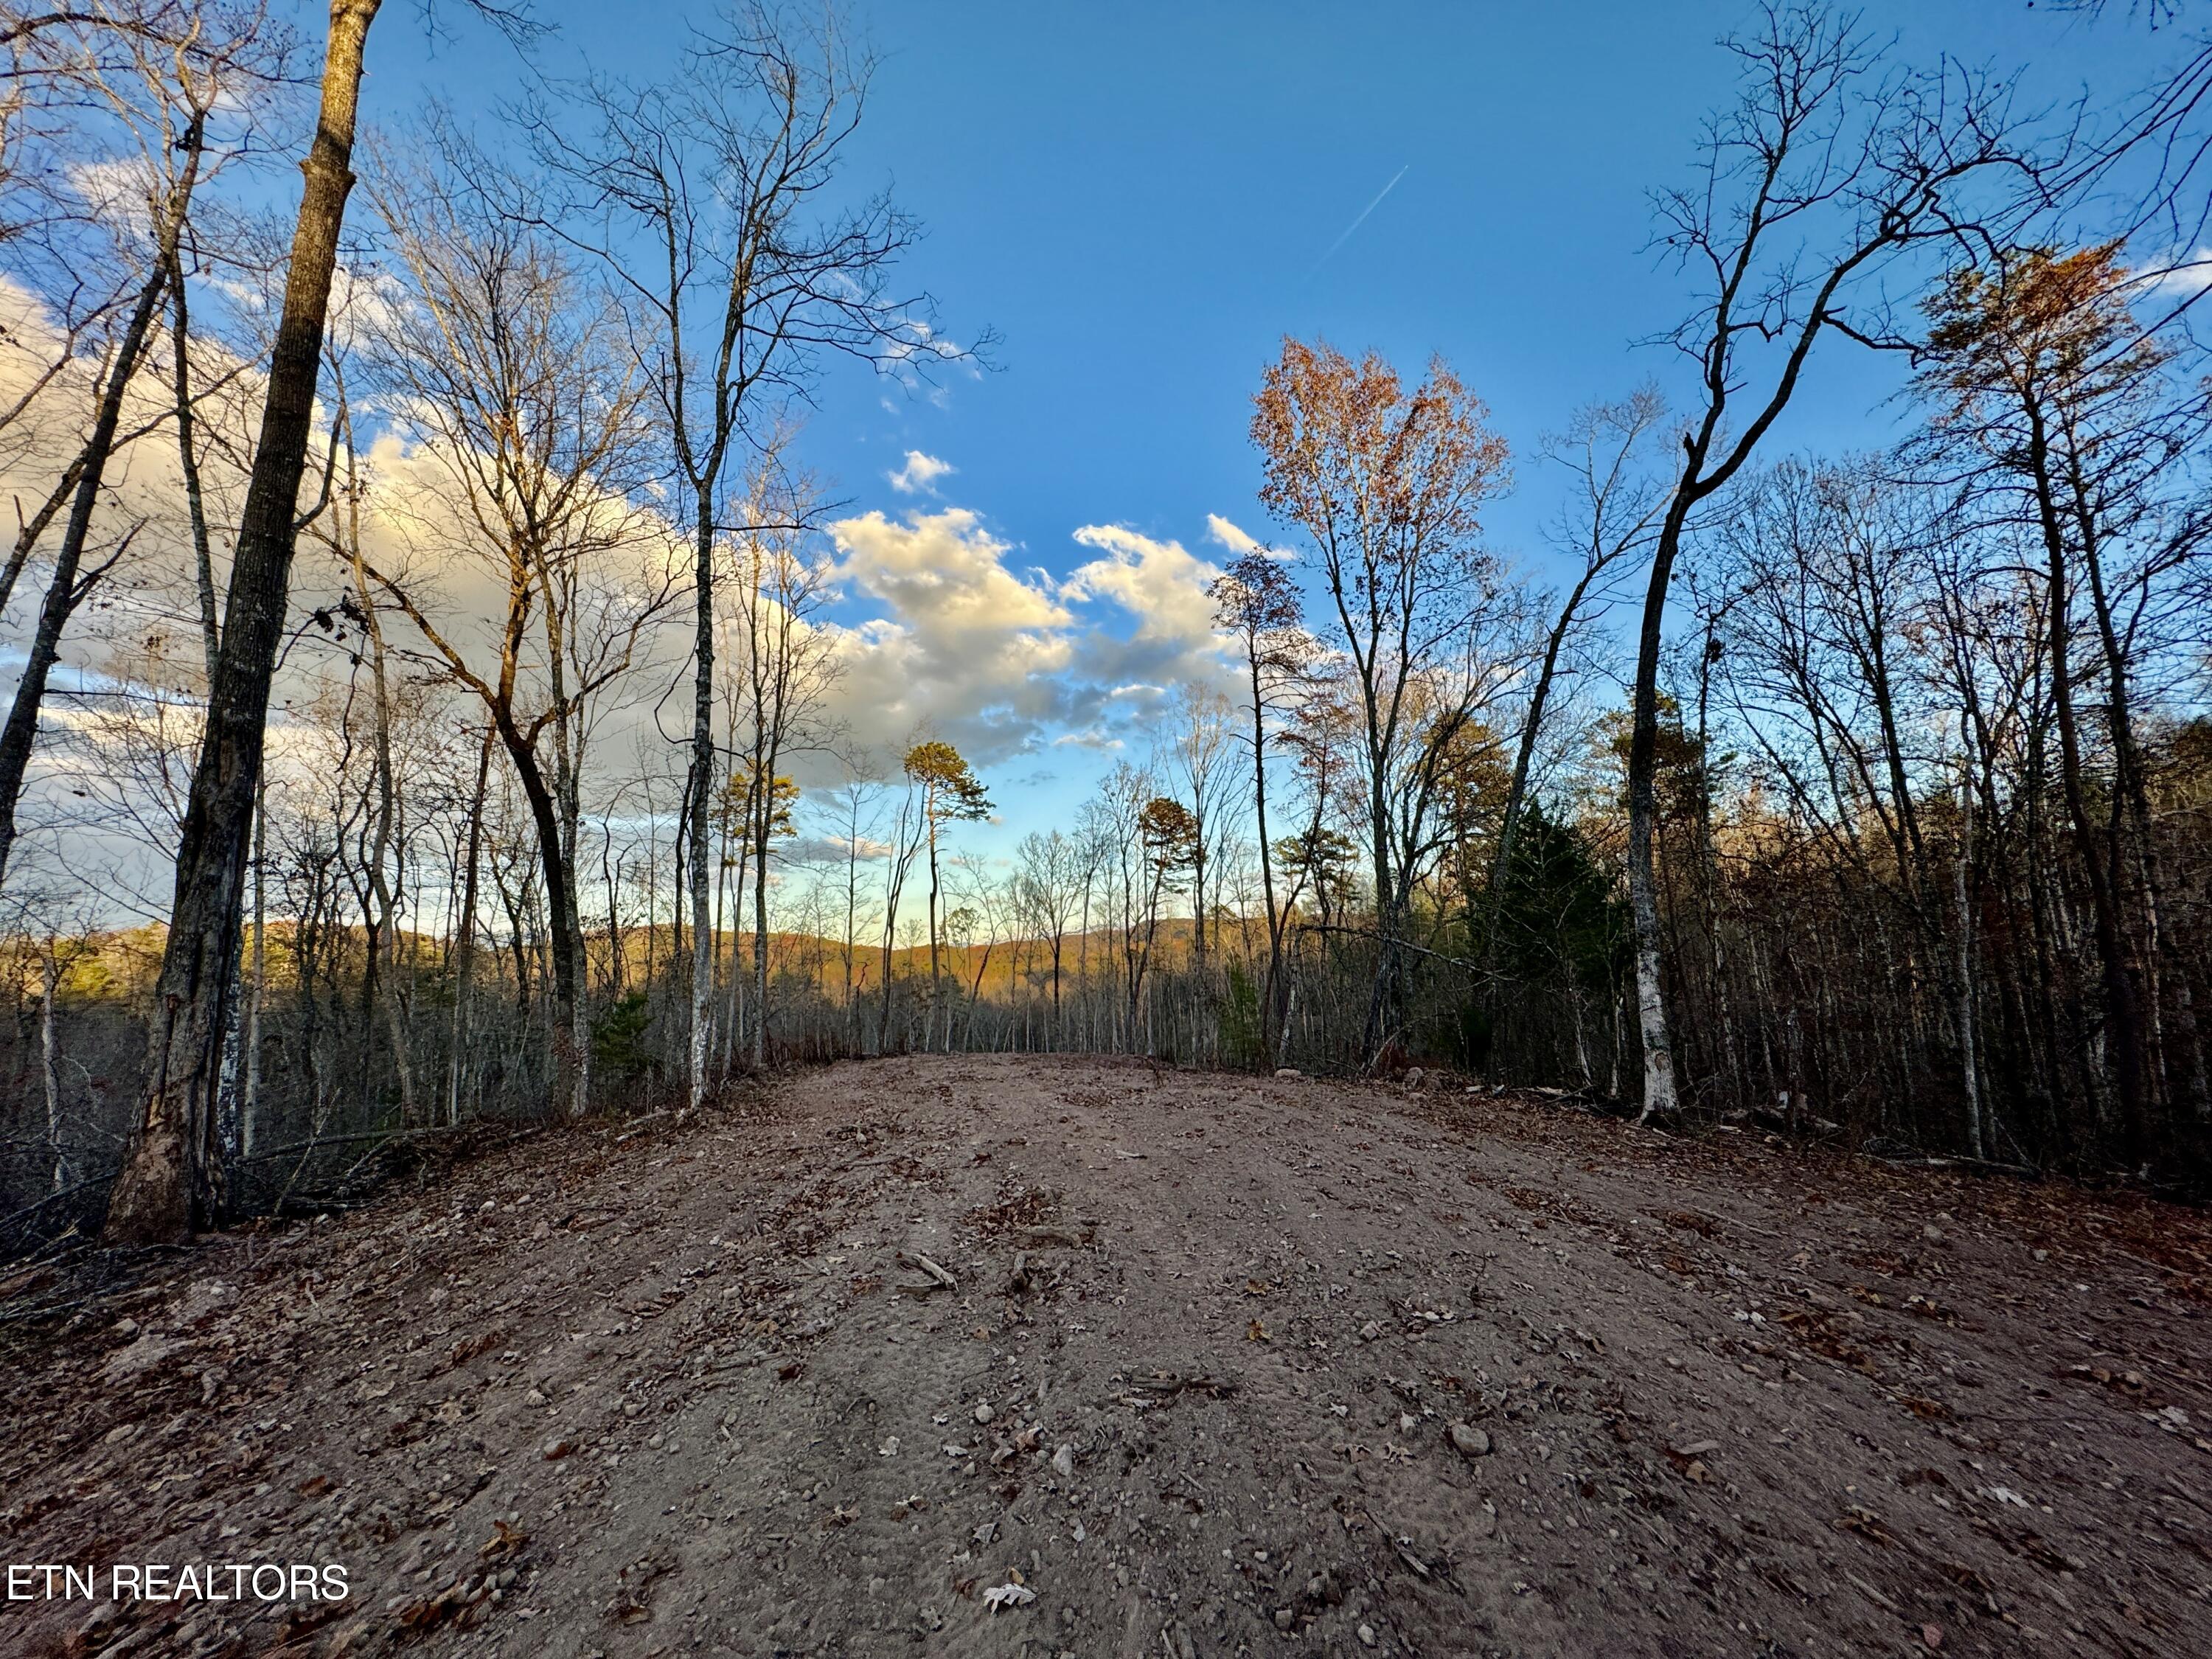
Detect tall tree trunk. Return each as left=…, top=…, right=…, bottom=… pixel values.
left=752, top=801, right=771, bottom=1070
left=877, top=913, right=897, bottom=1054
left=105, top=0, right=384, bottom=1244
left=2069, top=454, right=2205, bottom=1119
left=0, top=263, right=170, bottom=891
left=1358, top=741, right=1392, bottom=1064
left=686, top=503, right=714, bottom=1109
left=0, top=459, right=86, bottom=621
left=242, top=776, right=265, bottom=1155
left=1627, top=500, right=1691, bottom=1121
left=2029, top=417, right=2149, bottom=1160
left=843, top=801, right=859, bottom=1051
left=42, top=942, right=63, bottom=1194
left=171, top=260, right=220, bottom=684
left=1955, top=762, right=1983, bottom=1160
left=1192, top=837, right=1206, bottom=977
left=734, top=827, right=752, bottom=1071
left=346, top=415, right=415, bottom=1124
left=499, top=721, right=586, bottom=1118
left=927, top=820, right=942, bottom=1052
left=1483, top=566, right=1593, bottom=986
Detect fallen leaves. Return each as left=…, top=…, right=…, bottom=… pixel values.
left=2064, top=1361, right=2152, bottom=1399
left=962, top=1186, right=1058, bottom=1237
left=15, top=1055, right=2212, bottom=1659
left=1664, top=1439, right=1717, bottom=1483
left=982, top=1579, right=1035, bottom=1613
left=1834, top=1505, right=1899, bottom=1548
left=443, top=1326, right=507, bottom=1369
left=1775, top=1306, right=1880, bottom=1376
left=396, top=1580, right=490, bottom=1634
left=1938, top=1559, right=1992, bottom=1594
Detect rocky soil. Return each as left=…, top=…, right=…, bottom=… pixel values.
left=2, top=1053, right=2210, bottom=1658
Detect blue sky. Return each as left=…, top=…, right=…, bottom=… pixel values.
left=371, top=0, right=2170, bottom=846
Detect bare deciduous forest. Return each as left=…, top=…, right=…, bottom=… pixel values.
left=1, top=4, right=2211, bottom=1655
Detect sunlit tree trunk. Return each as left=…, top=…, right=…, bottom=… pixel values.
left=106, top=0, right=384, bottom=1242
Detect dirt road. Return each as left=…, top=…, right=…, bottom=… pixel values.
left=3, top=1054, right=2210, bottom=1658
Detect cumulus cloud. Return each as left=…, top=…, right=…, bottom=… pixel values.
left=1060, top=524, right=1244, bottom=723
left=782, top=832, right=894, bottom=866
left=0, top=261, right=1265, bottom=906
left=1211, top=513, right=1299, bottom=562
left=2133, top=249, right=2212, bottom=308
left=822, top=507, right=1076, bottom=763
left=887, top=450, right=956, bottom=495
left=1063, top=525, right=1220, bottom=643
left=1206, top=513, right=1267, bottom=557
left=837, top=508, right=1067, bottom=639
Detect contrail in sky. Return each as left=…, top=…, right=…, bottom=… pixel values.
left=1310, top=164, right=1410, bottom=274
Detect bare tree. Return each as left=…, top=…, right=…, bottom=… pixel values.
left=728, top=484, right=841, bottom=1067
left=875, top=744, right=928, bottom=1054
left=1014, top=828, right=1083, bottom=1048
left=0, top=1, right=290, bottom=889
left=1486, top=389, right=1667, bottom=953
left=351, top=145, right=669, bottom=1119
left=902, top=739, right=990, bottom=1052
left=538, top=0, right=961, bottom=1110
left=1919, top=241, right=2212, bottom=1145
left=1622, top=4, right=2032, bottom=1120
left=1210, top=549, right=1310, bottom=1057
left=1166, top=682, right=1236, bottom=978
left=831, top=757, right=883, bottom=1044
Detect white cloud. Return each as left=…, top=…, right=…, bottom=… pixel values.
left=824, top=508, right=1076, bottom=762
left=2135, top=248, right=2212, bottom=305
left=65, top=159, right=153, bottom=237
left=783, top=832, right=892, bottom=866
left=1051, top=727, right=1125, bottom=751
left=0, top=264, right=1273, bottom=908
left=836, top=508, right=1067, bottom=639
left=1207, top=512, right=1296, bottom=561
left=887, top=449, right=956, bottom=495
left=1060, top=523, right=1241, bottom=712
left=1063, top=525, right=1220, bottom=644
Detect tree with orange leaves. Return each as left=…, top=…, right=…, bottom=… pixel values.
left=1919, top=240, right=2212, bottom=1147
left=1251, top=336, right=1517, bottom=1066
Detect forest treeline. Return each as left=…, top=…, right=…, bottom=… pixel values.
left=2, top=0, right=2211, bottom=1252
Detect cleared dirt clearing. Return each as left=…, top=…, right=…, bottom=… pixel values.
left=3, top=1054, right=2209, bottom=1658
